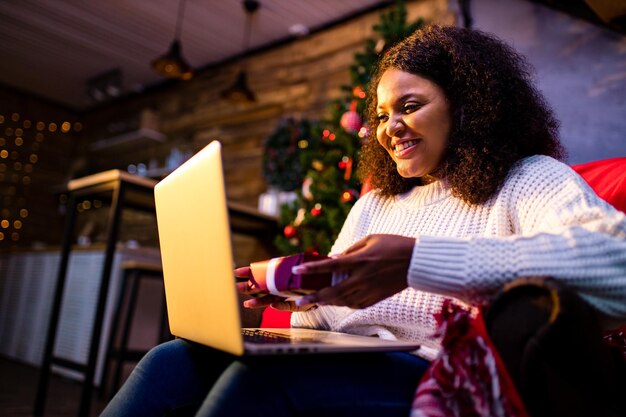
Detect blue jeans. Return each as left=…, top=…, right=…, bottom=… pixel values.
left=101, top=339, right=430, bottom=417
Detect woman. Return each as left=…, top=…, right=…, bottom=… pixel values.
left=102, top=25, right=626, bottom=417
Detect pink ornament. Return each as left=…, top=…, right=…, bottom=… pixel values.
left=340, top=101, right=362, bottom=133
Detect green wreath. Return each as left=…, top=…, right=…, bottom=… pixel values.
left=262, top=118, right=317, bottom=191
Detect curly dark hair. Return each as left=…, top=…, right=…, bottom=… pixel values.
left=359, top=25, right=565, bottom=204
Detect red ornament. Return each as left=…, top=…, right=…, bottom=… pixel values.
left=322, top=129, right=336, bottom=141
left=310, top=203, right=322, bottom=217
left=284, top=225, right=297, bottom=238
left=352, top=85, right=366, bottom=99
left=338, top=156, right=353, bottom=180
left=340, top=100, right=362, bottom=133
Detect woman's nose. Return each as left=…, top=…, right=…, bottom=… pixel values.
left=385, top=115, right=404, bottom=137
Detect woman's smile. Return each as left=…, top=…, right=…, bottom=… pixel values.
left=393, top=139, right=422, bottom=158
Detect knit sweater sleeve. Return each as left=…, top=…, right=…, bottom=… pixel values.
left=407, top=156, right=626, bottom=323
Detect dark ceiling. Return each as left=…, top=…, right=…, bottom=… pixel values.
left=0, top=0, right=623, bottom=111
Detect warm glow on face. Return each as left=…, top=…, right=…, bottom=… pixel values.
left=376, top=69, right=451, bottom=179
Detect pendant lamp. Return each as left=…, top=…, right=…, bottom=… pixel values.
left=221, top=0, right=260, bottom=103
left=152, top=0, right=194, bottom=80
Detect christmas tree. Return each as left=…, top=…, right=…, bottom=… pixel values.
left=271, top=0, right=423, bottom=255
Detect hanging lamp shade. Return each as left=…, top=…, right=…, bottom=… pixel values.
left=221, top=0, right=260, bottom=103
left=221, top=70, right=256, bottom=103
left=151, top=40, right=193, bottom=80
left=152, top=0, right=193, bottom=80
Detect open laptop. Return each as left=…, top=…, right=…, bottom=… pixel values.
left=154, top=140, right=421, bottom=355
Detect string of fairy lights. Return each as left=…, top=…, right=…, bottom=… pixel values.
left=0, top=112, right=81, bottom=244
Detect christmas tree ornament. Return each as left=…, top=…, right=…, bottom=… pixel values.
left=338, top=156, right=353, bottom=181
left=293, top=208, right=306, bottom=226
left=352, top=85, right=366, bottom=99
left=358, top=125, right=369, bottom=139
left=311, top=203, right=323, bottom=217
left=340, top=100, right=362, bottom=133
left=344, top=157, right=353, bottom=180
left=302, top=177, right=314, bottom=200
left=322, top=128, right=336, bottom=141
left=340, top=189, right=357, bottom=203
left=283, top=224, right=297, bottom=238
left=311, top=160, right=324, bottom=172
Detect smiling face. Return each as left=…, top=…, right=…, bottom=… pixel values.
left=375, top=69, right=452, bottom=180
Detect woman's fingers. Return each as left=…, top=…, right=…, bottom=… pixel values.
left=243, top=294, right=316, bottom=312
left=269, top=299, right=317, bottom=312
left=292, top=253, right=359, bottom=275
left=243, top=294, right=280, bottom=308
left=234, top=266, right=251, bottom=279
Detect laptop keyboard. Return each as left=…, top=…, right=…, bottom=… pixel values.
left=242, top=329, right=293, bottom=344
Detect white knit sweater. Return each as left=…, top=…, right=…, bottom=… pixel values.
left=291, top=155, right=626, bottom=360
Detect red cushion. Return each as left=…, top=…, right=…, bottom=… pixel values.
left=260, top=307, right=292, bottom=328
left=571, top=157, right=626, bottom=214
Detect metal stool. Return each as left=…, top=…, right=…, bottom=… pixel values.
left=102, top=260, right=171, bottom=398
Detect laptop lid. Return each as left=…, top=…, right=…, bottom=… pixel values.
left=155, top=141, right=245, bottom=355
left=155, top=141, right=421, bottom=356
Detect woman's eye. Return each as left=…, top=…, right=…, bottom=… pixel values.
left=376, top=114, right=388, bottom=122
left=403, top=103, right=420, bottom=113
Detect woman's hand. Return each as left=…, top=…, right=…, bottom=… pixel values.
left=234, top=266, right=316, bottom=312
left=293, top=234, right=415, bottom=309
